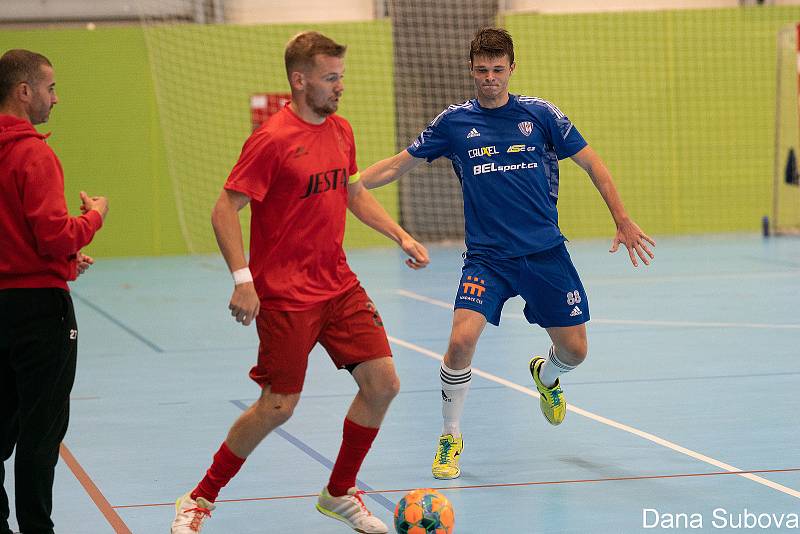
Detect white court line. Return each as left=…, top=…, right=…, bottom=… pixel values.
left=586, top=270, right=800, bottom=285
left=394, top=289, right=800, bottom=330
left=387, top=335, right=800, bottom=500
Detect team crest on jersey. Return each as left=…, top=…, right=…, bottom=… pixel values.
left=518, top=121, right=533, bottom=136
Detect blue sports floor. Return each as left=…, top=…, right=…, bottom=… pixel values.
left=5, top=234, right=800, bottom=533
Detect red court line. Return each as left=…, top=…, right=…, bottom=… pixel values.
left=59, top=444, right=133, bottom=534
left=112, top=467, right=800, bottom=509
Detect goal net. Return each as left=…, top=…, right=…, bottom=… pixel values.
left=774, top=22, right=800, bottom=235
left=137, top=0, right=399, bottom=252
left=138, top=2, right=800, bottom=251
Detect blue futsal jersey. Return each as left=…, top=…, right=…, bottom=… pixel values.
left=407, top=94, right=587, bottom=258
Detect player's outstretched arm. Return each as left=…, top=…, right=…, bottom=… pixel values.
left=571, top=145, right=656, bottom=267
left=360, top=150, right=424, bottom=189
left=211, top=188, right=260, bottom=325
left=347, top=179, right=429, bottom=270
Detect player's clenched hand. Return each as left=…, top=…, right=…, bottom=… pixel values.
left=400, top=236, right=430, bottom=270
left=229, top=282, right=260, bottom=326
left=79, top=191, right=109, bottom=221
left=76, top=252, right=94, bottom=277
left=610, top=218, right=656, bottom=267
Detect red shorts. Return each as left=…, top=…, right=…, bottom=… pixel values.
left=249, top=284, right=392, bottom=394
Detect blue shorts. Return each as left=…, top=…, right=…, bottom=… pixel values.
left=454, top=243, right=590, bottom=327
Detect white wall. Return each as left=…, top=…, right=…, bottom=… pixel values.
left=504, top=0, right=800, bottom=13
left=2, top=0, right=799, bottom=23
left=0, top=0, right=374, bottom=23
left=0, top=0, right=188, bottom=21
left=225, top=0, right=374, bottom=23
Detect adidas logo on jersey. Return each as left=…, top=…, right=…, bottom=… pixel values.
left=466, top=128, right=481, bottom=138
left=569, top=306, right=582, bottom=317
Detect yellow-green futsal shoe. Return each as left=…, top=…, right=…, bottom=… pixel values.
left=530, top=356, right=566, bottom=425
left=431, top=433, right=463, bottom=480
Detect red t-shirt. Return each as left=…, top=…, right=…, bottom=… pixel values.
left=225, top=104, right=359, bottom=310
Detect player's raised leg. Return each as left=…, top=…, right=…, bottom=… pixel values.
left=432, top=308, right=486, bottom=480
left=316, top=357, right=398, bottom=534
left=530, top=324, right=587, bottom=426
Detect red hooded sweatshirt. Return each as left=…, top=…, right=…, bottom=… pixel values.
left=0, top=114, right=103, bottom=291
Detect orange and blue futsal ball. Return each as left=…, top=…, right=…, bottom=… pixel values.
left=393, top=488, right=455, bottom=534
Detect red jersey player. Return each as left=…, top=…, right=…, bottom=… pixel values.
left=170, top=32, right=429, bottom=534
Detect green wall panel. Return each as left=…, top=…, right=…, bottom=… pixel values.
left=506, top=6, right=800, bottom=237
left=0, top=27, right=187, bottom=256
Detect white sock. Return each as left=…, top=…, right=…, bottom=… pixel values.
left=440, top=363, right=471, bottom=437
left=539, top=345, right=576, bottom=388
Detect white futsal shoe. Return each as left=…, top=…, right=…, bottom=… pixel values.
left=316, top=486, right=388, bottom=533
left=171, top=492, right=215, bottom=533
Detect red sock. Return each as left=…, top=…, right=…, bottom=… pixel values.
left=191, top=442, right=246, bottom=503
left=327, top=418, right=380, bottom=497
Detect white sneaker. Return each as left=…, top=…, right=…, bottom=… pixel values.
left=316, top=486, right=388, bottom=534
left=171, top=492, right=215, bottom=533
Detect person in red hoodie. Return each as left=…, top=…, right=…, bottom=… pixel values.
left=0, top=49, right=108, bottom=534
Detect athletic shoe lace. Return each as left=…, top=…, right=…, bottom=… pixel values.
left=187, top=505, right=212, bottom=531
left=349, top=490, right=372, bottom=515
left=549, top=387, right=562, bottom=406
left=437, top=439, right=452, bottom=464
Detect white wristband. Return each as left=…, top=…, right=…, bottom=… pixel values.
left=232, top=267, right=253, bottom=285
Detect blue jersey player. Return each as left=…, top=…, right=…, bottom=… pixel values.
left=361, top=28, right=655, bottom=480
